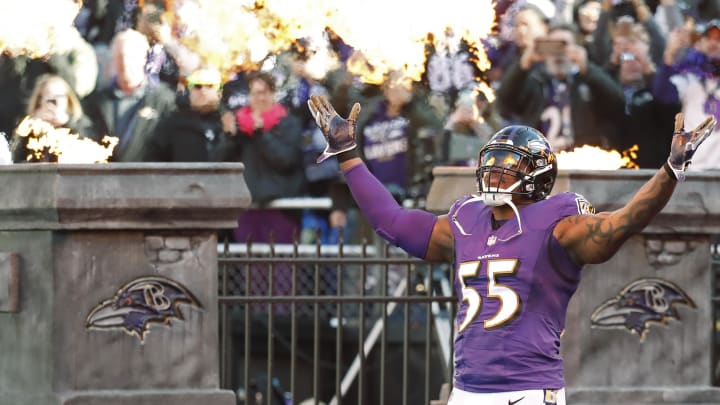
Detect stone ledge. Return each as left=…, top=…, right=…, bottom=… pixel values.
left=0, top=163, right=251, bottom=230
left=58, top=389, right=236, bottom=405
left=567, top=387, right=720, bottom=404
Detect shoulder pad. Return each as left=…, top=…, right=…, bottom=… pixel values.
left=544, top=192, right=595, bottom=218
left=449, top=194, right=477, bottom=216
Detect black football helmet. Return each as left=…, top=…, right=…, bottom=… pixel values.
left=476, top=125, right=558, bottom=202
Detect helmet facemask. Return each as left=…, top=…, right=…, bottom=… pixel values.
left=476, top=148, right=536, bottom=206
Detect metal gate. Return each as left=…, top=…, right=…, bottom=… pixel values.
left=218, top=238, right=457, bottom=405
left=713, top=236, right=720, bottom=386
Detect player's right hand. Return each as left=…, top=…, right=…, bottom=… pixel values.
left=307, top=94, right=361, bottom=163
left=667, top=112, right=716, bottom=180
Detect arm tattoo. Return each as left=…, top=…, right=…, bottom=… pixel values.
left=573, top=170, right=676, bottom=258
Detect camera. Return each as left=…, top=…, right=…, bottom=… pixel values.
left=619, top=52, right=635, bottom=62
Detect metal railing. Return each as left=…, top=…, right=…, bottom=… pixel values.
left=712, top=236, right=720, bottom=386
left=218, top=237, right=456, bottom=405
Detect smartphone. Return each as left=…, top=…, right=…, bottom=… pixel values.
left=534, top=38, right=567, bottom=57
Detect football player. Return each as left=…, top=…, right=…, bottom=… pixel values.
left=307, top=94, right=715, bottom=405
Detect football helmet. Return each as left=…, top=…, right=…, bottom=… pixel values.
left=476, top=125, right=558, bottom=204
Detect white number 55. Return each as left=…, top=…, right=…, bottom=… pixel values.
left=457, top=259, right=521, bottom=332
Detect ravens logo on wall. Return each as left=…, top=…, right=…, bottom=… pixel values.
left=85, top=276, right=203, bottom=342
left=590, top=278, right=695, bottom=342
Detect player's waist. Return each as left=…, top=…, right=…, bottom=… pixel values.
left=448, top=386, right=566, bottom=404
left=453, top=348, right=565, bottom=393
left=453, top=332, right=564, bottom=392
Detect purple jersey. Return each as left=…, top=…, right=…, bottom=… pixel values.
left=362, top=103, right=410, bottom=189
left=449, top=192, right=588, bottom=392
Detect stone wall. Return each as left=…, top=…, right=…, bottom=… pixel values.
left=0, top=163, right=249, bottom=405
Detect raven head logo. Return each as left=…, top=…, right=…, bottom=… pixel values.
left=590, top=278, right=695, bottom=342
left=86, top=276, right=203, bottom=342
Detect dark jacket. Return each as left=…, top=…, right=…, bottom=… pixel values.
left=144, top=107, right=226, bottom=162
left=617, top=82, right=679, bottom=168
left=496, top=61, right=626, bottom=149
left=83, top=83, right=177, bottom=162
left=604, top=62, right=681, bottom=168
left=223, top=112, right=306, bottom=205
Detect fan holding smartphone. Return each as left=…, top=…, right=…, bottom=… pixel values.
left=497, top=23, right=626, bottom=152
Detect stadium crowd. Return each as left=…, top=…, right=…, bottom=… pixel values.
left=2, top=0, right=720, bottom=244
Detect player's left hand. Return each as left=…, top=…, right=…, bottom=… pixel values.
left=667, top=113, right=716, bottom=180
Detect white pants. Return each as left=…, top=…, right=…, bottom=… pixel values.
left=447, top=387, right=565, bottom=405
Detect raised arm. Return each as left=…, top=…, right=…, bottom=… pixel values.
left=553, top=113, right=716, bottom=265
left=308, top=95, right=454, bottom=262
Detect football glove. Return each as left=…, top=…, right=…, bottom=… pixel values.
left=307, top=94, right=361, bottom=163
left=667, top=113, right=716, bottom=181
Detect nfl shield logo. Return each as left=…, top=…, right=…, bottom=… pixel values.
left=487, top=235, right=497, bottom=246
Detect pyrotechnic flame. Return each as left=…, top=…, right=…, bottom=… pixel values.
left=556, top=145, right=639, bottom=170
left=0, top=0, right=80, bottom=58
left=174, top=0, right=333, bottom=77
left=303, top=40, right=341, bottom=81
left=474, top=81, right=495, bottom=104
left=173, top=0, right=495, bottom=84
left=15, top=117, right=119, bottom=164
left=326, top=0, right=495, bottom=83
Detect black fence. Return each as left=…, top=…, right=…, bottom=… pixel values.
left=218, top=238, right=457, bottom=405
left=713, top=237, right=720, bottom=387
left=218, top=235, right=720, bottom=404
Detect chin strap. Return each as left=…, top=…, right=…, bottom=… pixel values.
left=451, top=193, right=524, bottom=244
left=452, top=174, right=528, bottom=240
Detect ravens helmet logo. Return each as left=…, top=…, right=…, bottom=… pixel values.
left=85, top=276, right=203, bottom=342
left=590, top=278, right=695, bottom=342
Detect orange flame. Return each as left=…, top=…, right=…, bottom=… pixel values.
left=173, top=0, right=496, bottom=84
left=174, top=0, right=334, bottom=78
left=15, top=117, right=119, bottom=163
left=556, top=145, right=639, bottom=170
left=0, top=0, right=80, bottom=58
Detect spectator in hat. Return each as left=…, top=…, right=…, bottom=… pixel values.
left=144, top=68, right=232, bottom=162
